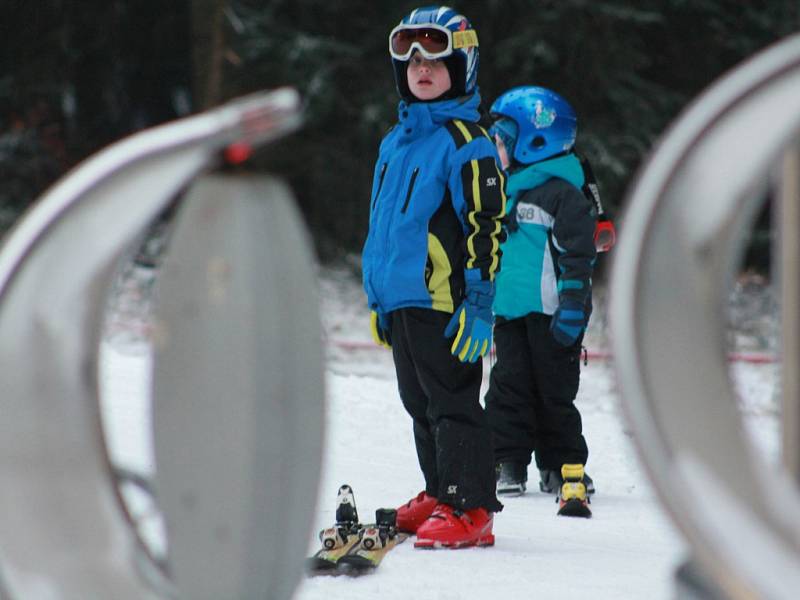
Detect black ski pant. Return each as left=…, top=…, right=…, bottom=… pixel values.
left=391, top=307, right=502, bottom=513
left=484, top=313, right=588, bottom=472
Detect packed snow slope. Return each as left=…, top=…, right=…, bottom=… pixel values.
left=100, top=264, right=780, bottom=600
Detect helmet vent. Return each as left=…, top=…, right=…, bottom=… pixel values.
left=532, top=136, right=546, bottom=149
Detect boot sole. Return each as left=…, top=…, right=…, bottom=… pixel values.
left=557, top=498, right=592, bottom=518
left=414, top=534, right=495, bottom=549
left=497, top=484, right=526, bottom=497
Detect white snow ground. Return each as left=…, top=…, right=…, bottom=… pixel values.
left=99, top=264, right=781, bottom=600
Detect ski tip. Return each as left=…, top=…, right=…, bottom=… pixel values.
left=305, top=557, right=339, bottom=575
left=336, top=555, right=376, bottom=575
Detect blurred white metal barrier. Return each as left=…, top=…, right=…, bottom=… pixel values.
left=779, top=143, right=800, bottom=481
left=0, top=89, right=324, bottom=599
left=611, top=33, right=800, bottom=599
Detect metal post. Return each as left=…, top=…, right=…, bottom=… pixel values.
left=0, top=89, right=313, bottom=599
left=780, top=143, right=800, bottom=481
left=610, top=33, right=800, bottom=600
left=151, top=174, right=324, bottom=600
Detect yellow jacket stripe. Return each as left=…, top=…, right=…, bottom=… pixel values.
left=466, top=159, right=481, bottom=269
left=426, top=233, right=455, bottom=312
left=461, top=155, right=506, bottom=280
left=443, top=119, right=506, bottom=282
left=454, top=120, right=474, bottom=145
left=446, top=119, right=487, bottom=149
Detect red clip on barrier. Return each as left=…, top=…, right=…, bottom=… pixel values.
left=594, top=220, right=616, bottom=253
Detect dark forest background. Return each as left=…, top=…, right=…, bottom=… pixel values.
left=2, top=1, right=797, bottom=272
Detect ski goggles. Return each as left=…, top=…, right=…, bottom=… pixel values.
left=389, top=23, right=478, bottom=61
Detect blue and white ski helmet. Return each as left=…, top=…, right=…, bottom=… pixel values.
left=490, top=86, right=577, bottom=164
left=389, top=6, right=480, bottom=101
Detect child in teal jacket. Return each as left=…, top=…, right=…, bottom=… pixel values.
left=484, top=86, right=596, bottom=514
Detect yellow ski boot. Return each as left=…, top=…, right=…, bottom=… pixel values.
left=557, top=464, right=592, bottom=518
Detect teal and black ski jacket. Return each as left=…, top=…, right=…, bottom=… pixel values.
left=362, top=92, right=506, bottom=315
left=493, top=153, right=596, bottom=320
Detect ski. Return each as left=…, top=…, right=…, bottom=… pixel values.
left=306, top=484, right=362, bottom=574
left=336, top=508, right=408, bottom=575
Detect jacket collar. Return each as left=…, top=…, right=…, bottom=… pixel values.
left=396, top=91, right=482, bottom=142
left=506, top=153, right=584, bottom=200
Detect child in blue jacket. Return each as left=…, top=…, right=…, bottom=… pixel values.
left=361, top=5, right=506, bottom=547
left=484, top=86, right=597, bottom=517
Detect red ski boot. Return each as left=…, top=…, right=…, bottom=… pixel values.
left=414, top=504, right=495, bottom=549
left=396, top=491, right=438, bottom=533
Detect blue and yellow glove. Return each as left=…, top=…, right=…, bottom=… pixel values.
left=370, top=311, right=392, bottom=349
left=550, top=298, right=586, bottom=346
left=444, top=269, right=494, bottom=363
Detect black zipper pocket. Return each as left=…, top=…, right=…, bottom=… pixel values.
left=371, top=163, right=387, bottom=212
left=401, top=167, right=419, bottom=214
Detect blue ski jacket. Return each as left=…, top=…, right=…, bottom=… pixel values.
left=493, top=153, right=597, bottom=320
left=362, top=92, right=506, bottom=315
